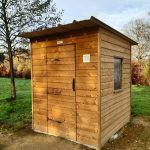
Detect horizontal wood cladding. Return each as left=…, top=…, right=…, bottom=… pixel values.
left=100, top=28, right=130, bottom=49
left=31, top=28, right=98, bottom=48
left=47, top=57, right=75, bottom=65
left=101, top=115, right=130, bottom=146
left=31, top=41, right=48, bottom=133
left=77, top=128, right=99, bottom=146
left=76, top=90, right=98, bottom=98
left=47, top=45, right=76, bottom=141
left=101, top=103, right=130, bottom=130
left=100, top=27, right=131, bottom=147
left=31, top=27, right=99, bottom=148
left=47, top=120, right=76, bottom=141
left=33, top=114, right=47, bottom=133
left=31, top=25, right=132, bottom=149
left=76, top=96, right=98, bottom=105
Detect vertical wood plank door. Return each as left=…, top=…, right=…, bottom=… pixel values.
left=46, top=44, right=76, bottom=141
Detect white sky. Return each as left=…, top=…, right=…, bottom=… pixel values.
left=55, top=0, right=150, bottom=31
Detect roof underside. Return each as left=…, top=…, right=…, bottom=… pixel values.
left=19, top=16, right=137, bottom=45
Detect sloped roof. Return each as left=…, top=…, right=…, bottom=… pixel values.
left=19, top=16, right=137, bottom=45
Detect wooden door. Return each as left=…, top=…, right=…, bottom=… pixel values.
left=46, top=44, right=76, bottom=140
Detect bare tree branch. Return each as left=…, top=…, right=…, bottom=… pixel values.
left=122, top=17, right=150, bottom=63
left=0, top=0, right=63, bottom=99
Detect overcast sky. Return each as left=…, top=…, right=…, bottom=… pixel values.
left=55, top=0, right=150, bottom=31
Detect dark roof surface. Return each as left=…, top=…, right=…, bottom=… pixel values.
left=19, top=16, right=137, bottom=45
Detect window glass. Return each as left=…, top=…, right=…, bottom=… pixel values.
left=114, top=58, right=122, bottom=90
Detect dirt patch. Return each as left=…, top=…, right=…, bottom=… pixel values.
left=102, top=116, right=150, bottom=150
left=133, top=116, right=150, bottom=127
left=0, top=117, right=149, bottom=150
left=0, top=129, right=92, bottom=150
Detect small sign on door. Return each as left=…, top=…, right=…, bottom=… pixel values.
left=57, top=40, right=63, bottom=45
left=83, top=54, right=90, bottom=63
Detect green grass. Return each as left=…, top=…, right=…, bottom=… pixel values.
left=0, top=78, right=150, bottom=129
left=0, top=77, right=31, bottom=129
left=131, top=85, right=150, bottom=116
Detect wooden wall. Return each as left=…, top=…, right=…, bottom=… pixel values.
left=99, top=27, right=131, bottom=146
left=30, top=27, right=100, bottom=148
left=31, top=43, right=48, bottom=133
left=30, top=26, right=132, bottom=149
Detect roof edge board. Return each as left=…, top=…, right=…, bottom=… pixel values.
left=73, top=21, right=87, bottom=28
left=19, top=16, right=138, bottom=45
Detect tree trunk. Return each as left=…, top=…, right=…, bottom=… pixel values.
left=8, top=44, right=16, bottom=100
left=2, top=2, right=16, bottom=100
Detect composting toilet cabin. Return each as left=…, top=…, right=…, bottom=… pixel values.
left=20, top=16, right=137, bottom=150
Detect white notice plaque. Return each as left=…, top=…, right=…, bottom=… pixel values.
left=83, top=54, right=90, bottom=63
left=57, top=40, right=63, bottom=45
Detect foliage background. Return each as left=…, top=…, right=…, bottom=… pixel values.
left=0, top=52, right=31, bottom=79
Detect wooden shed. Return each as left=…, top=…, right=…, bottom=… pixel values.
left=20, top=16, right=137, bottom=150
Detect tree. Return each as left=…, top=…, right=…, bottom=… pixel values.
left=0, top=0, right=63, bottom=100
left=122, top=17, right=150, bottom=63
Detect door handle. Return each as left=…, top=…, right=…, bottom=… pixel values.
left=72, top=78, right=75, bottom=91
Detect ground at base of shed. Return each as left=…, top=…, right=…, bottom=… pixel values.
left=0, top=116, right=149, bottom=150
left=102, top=116, right=150, bottom=150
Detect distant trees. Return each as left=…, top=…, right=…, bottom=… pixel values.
left=122, top=14, right=150, bottom=63
left=123, top=13, right=150, bottom=85
left=0, top=51, right=31, bottom=78
left=0, top=0, right=63, bottom=100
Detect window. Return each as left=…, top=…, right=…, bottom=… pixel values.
left=114, top=58, right=122, bottom=90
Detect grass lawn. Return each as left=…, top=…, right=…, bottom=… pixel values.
left=0, top=77, right=31, bottom=129
left=0, top=77, right=150, bottom=129
left=131, top=85, right=150, bottom=116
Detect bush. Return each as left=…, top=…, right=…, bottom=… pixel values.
left=131, top=61, right=144, bottom=85
left=22, top=67, right=31, bottom=79
left=0, top=64, right=9, bottom=77
left=2, top=53, right=31, bottom=79
left=144, top=59, right=150, bottom=86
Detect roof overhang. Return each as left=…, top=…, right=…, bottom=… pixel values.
left=19, top=16, right=137, bottom=45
